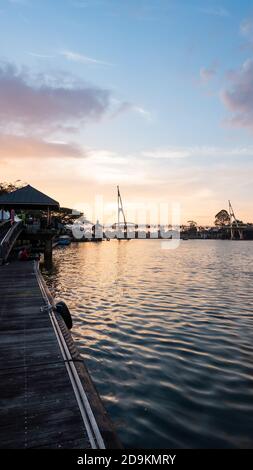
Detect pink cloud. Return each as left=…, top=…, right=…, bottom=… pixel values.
left=221, top=59, right=253, bottom=131
left=0, top=134, right=85, bottom=159
left=0, top=61, right=111, bottom=132
left=200, top=65, right=218, bottom=83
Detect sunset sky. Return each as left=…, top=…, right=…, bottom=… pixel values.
left=0, top=0, right=253, bottom=224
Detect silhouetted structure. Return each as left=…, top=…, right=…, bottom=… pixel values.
left=0, top=185, right=60, bottom=264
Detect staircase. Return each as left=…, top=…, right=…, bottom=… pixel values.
left=0, top=221, right=23, bottom=265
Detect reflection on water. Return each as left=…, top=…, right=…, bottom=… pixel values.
left=44, top=240, right=253, bottom=448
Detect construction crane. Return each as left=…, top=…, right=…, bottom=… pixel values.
left=228, top=200, right=244, bottom=240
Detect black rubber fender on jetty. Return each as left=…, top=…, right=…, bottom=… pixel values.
left=55, top=301, right=73, bottom=330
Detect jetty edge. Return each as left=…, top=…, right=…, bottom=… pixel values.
left=0, top=259, right=122, bottom=449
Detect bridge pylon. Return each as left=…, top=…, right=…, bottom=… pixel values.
left=228, top=200, right=244, bottom=240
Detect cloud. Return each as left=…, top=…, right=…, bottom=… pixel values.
left=221, top=59, right=253, bottom=132
left=27, top=50, right=111, bottom=65
left=143, top=148, right=191, bottom=159
left=240, top=18, right=253, bottom=37
left=27, top=52, right=55, bottom=59
left=86, top=149, right=128, bottom=165
left=239, top=17, right=253, bottom=51
left=0, top=60, right=151, bottom=164
left=200, top=64, right=217, bottom=83
left=109, top=99, right=152, bottom=121
left=2, top=142, right=253, bottom=224
left=133, top=106, right=152, bottom=121
left=5, top=142, right=251, bottom=164
left=60, top=50, right=112, bottom=66
left=0, top=134, right=85, bottom=159
left=0, top=61, right=111, bottom=133
left=143, top=146, right=253, bottom=160
left=199, top=6, right=229, bottom=17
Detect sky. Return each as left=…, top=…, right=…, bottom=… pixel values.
left=0, top=0, right=253, bottom=224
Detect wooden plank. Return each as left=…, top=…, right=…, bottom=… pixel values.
left=0, top=261, right=89, bottom=449
left=0, top=260, right=121, bottom=449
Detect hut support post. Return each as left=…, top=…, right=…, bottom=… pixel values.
left=44, top=238, right=52, bottom=266
left=47, top=207, right=51, bottom=227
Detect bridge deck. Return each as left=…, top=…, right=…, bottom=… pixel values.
left=0, top=261, right=120, bottom=449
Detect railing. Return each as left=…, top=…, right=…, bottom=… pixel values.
left=0, top=220, right=12, bottom=239
left=0, top=221, right=23, bottom=263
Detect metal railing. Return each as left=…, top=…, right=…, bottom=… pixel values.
left=0, top=220, right=12, bottom=239
left=0, top=221, right=23, bottom=263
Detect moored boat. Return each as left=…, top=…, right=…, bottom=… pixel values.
left=57, top=235, right=72, bottom=246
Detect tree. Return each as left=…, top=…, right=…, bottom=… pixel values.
left=214, top=210, right=230, bottom=226
left=52, top=207, right=84, bottom=225
left=187, top=220, right=197, bottom=229
left=0, top=180, right=24, bottom=196
left=232, top=219, right=243, bottom=227
left=187, top=220, right=198, bottom=235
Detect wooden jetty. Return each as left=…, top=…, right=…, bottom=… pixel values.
left=0, top=185, right=62, bottom=265
left=0, top=261, right=121, bottom=449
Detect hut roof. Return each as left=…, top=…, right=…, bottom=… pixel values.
left=0, top=185, right=59, bottom=210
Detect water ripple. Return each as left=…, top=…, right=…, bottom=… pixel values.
left=44, top=240, right=253, bottom=448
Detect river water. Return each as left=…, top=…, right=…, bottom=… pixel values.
left=44, top=240, right=253, bottom=448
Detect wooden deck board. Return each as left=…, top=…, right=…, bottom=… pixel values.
left=0, top=261, right=91, bottom=449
